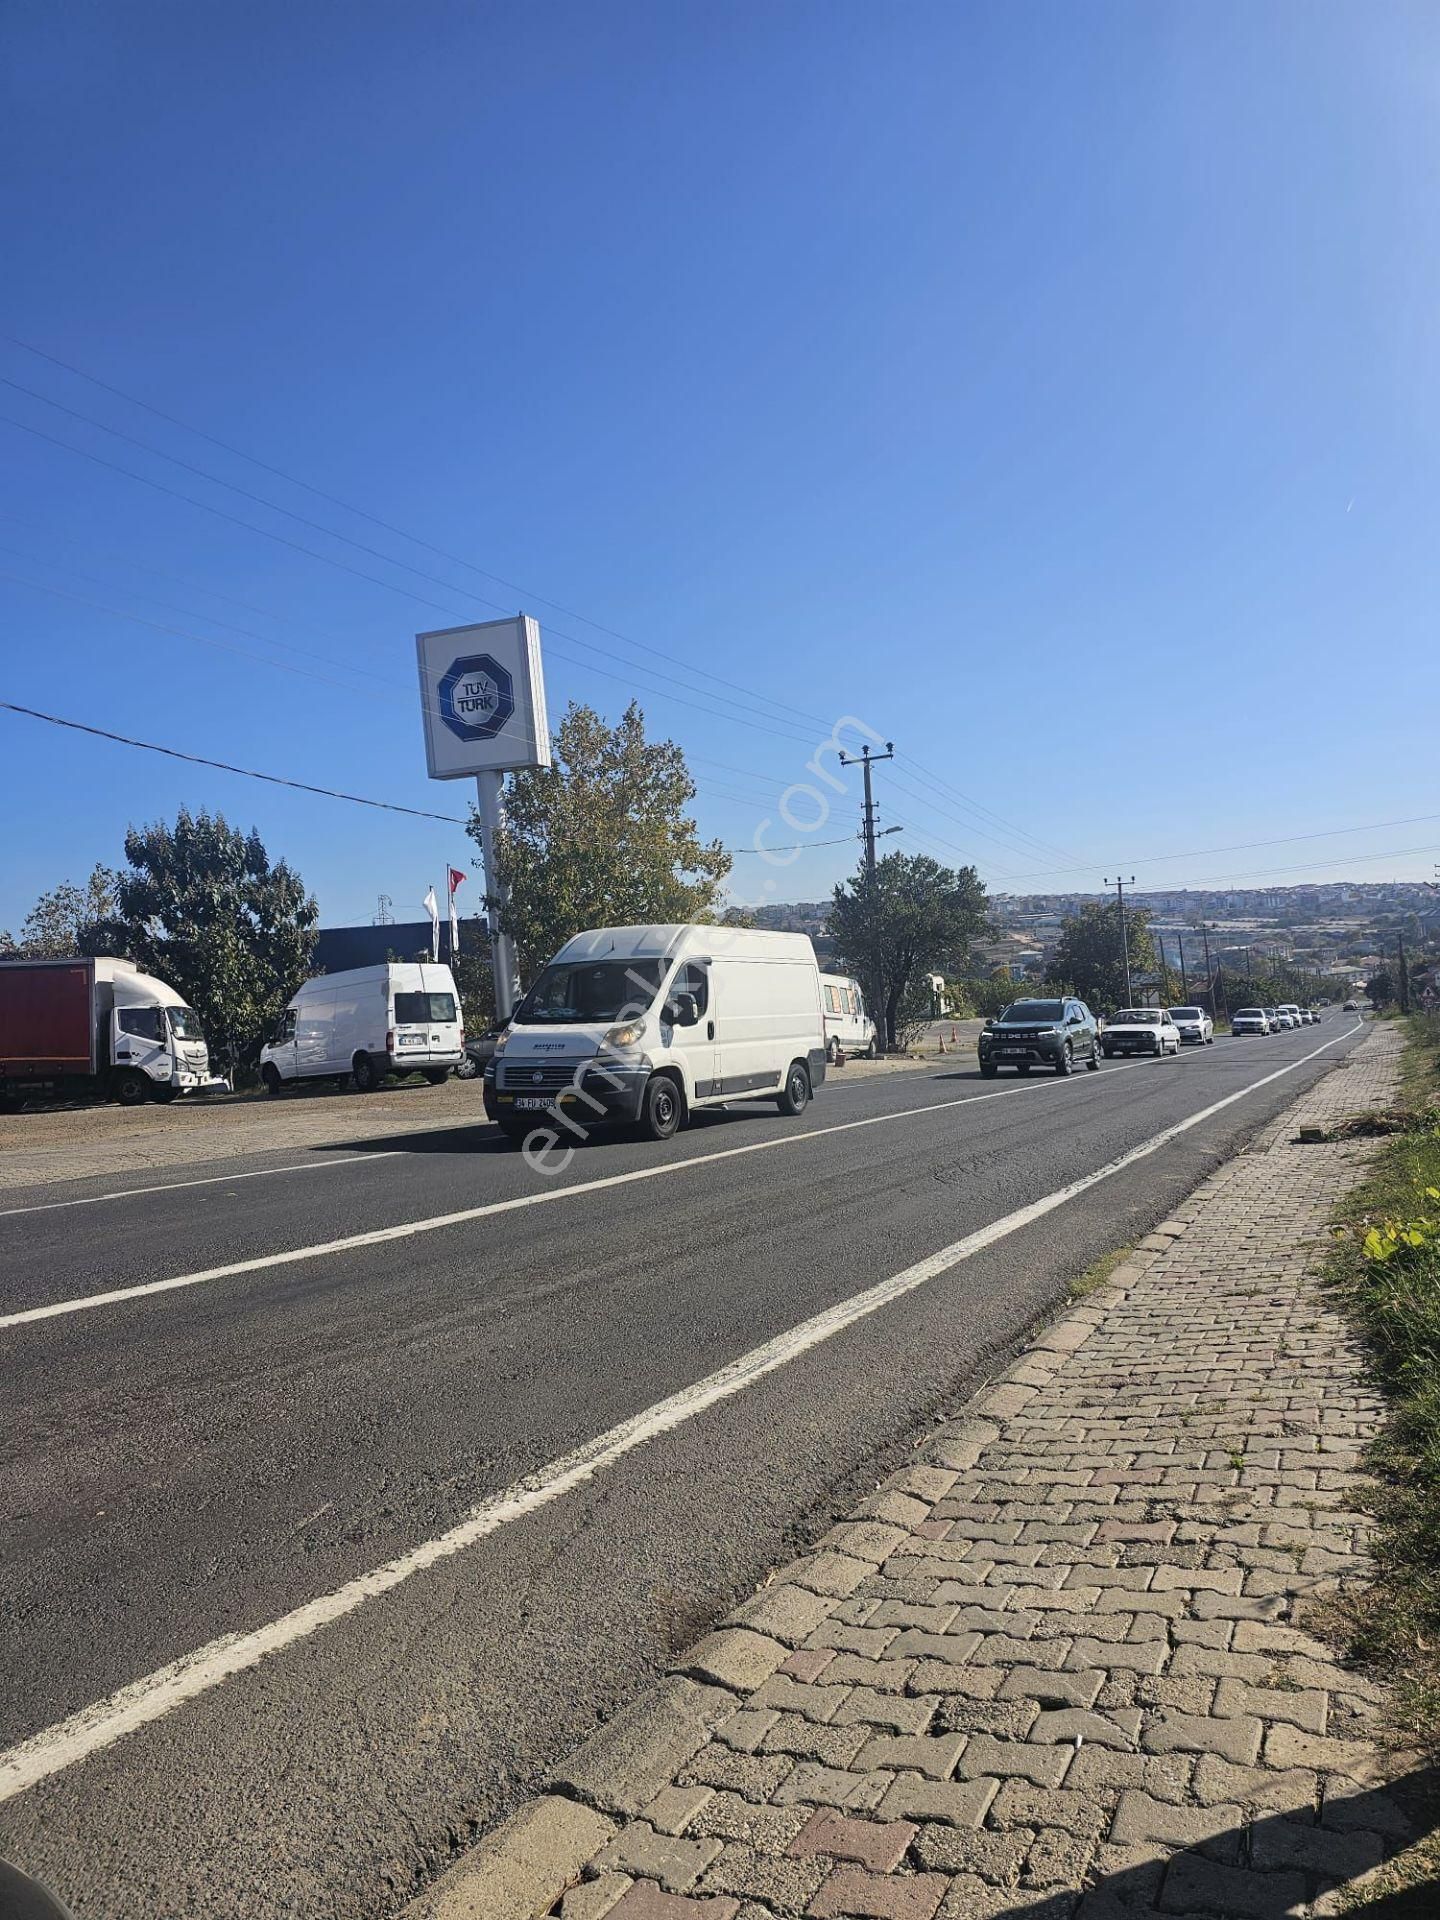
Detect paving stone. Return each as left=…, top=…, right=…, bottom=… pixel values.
left=677, top=1630, right=792, bottom=1694
left=553, top=1680, right=735, bottom=1818
left=940, top=1881, right=1076, bottom=1920
left=752, top=1676, right=849, bottom=1723
left=770, top=1763, right=890, bottom=1812
left=822, top=1521, right=914, bottom=1565
left=1064, top=1639, right=1168, bottom=1675
left=681, top=1747, right=793, bottom=1803
left=1028, top=1708, right=1141, bottom=1749
left=1212, top=1678, right=1327, bottom=1733
left=932, top=1697, right=1039, bottom=1740
left=642, top=1787, right=716, bottom=1836
left=997, top=1667, right=1105, bottom=1709
left=1024, top=1825, right=1099, bottom=1886
left=607, top=1885, right=740, bottom=1920
left=1157, top=1853, right=1306, bottom=1917
left=956, top=1735, right=1071, bottom=1788
left=830, top=1688, right=934, bottom=1735
left=782, top=1649, right=839, bottom=1684
left=797, top=1552, right=881, bottom=1598
left=911, top=1824, right=1033, bottom=1881
left=808, top=1865, right=949, bottom=1920
left=695, top=1841, right=827, bottom=1910
left=1190, top=1754, right=1317, bottom=1813
left=989, top=1781, right=1108, bottom=1837
left=593, top=1824, right=724, bottom=1893
left=786, top=1808, right=916, bottom=1873
left=884, top=1629, right=983, bottom=1665
left=875, top=1774, right=999, bottom=1829
left=1142, top=1711, right=1262, bottom=1764
left=689, top=1792, right=811, bottom=1850
left=853, top=1731, right=968, bottom=1780
left=760, top=1714, right=869, bottom=1767
left=716, top=1709, right=780, bottom=1754
left=1262, top=1724, right=1385, bottom=1780
left=1107, top=1791, right=1244, bottom=1861
left=1248, top=1815, right=1386, bottom=1878
left=820, top=1656, right=915, bottom=1693
left=559, top=1875, right=634, bottom=1920
left=907, top=1661, right=1004, bottom=1700
left=732, top=1584, right=841, bottom=1647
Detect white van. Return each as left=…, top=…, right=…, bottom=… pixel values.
left=483, top=923, right=825, bottom=1143
left=819, top=972, right=877, bottom=1061
left=260, top=962, right=464, bottom=1094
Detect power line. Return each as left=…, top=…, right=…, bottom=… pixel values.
left=0, top=700, right=468, bottom=822
left=0, top=354, right=827, bottom=735
left=0, top=333, right=1082, bottom=861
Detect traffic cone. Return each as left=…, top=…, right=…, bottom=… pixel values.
left=951, top=1025, right=959, bottom=1044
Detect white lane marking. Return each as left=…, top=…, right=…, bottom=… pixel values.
left=0, top=1020, right=1361, bottom=1802
left=0, top=1049, right=1182, bottom=1329
left=0, top=1151, right=404, bottom=1220
left=0, top=1027, right=1355, bottom=1332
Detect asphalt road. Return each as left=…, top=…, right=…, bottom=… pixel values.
left=0, top=1015, right=1367, bottom=1919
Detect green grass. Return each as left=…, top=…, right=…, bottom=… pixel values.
left=1067, top=1242, right=1134, bottom=1301
left=1326, top=1012, right=1440, bottom=1760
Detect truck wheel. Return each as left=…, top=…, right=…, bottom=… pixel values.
left=776, top=1061, right=810, bottom=1116
left=352, top=1053, right=382, bottom=1093
left=640, top=1073, right=683, bottom=1140
left=110, top=1068, right=151, bottom=1106
left=261, top=1064, right=284, bottom=1096
left=423, top=1069, right=450, bottom=1086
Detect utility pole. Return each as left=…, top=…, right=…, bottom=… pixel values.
left=1245, top=946, right=1253, bottom=983
left=373, top=893, right=394, bottom=926
left=840, top=740, right=895, bottom=1053
left=1105, top=875, right=1135, bottom=1010
left=1398, top=930, right=1411, bottom=1014
left=1178, top=931, right=1189, bottom=1003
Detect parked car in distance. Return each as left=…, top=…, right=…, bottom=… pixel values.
left=1265, top=1006, right=1288, bottom=1029
left=978, top=997, right=1101, bottom=1078
left=260, top=961, right=464, bottom=1093
left=456, top=1026, right=506, bottom=1078
left=1307, top=1008, right=1321, bottom=1023
left=1343, top=999, right=1359, bottom=1011
left=1232, top=1007, right=1271, bottom=1035
left=1277, top=1003, right=1304, bottom=1029
left=1169, top=1006, right=1214, bottom=1046
left=1101, top=1008, right=1181, bottom=1057
left=484, top=923, right=826, bottom=1144
left=819, top=972, right=877, bottom=1062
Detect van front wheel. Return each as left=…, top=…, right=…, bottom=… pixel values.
left=641, top=1073, right=683, bottom=1141
left=777, top=1061, right=811, bottom=1116
left=261, top=1064, right=284, bottom=1095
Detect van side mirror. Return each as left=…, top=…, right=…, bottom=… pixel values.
left=671, top=992, right=699, bottom=1027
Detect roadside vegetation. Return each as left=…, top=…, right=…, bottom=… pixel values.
left=1327, top=1012, right=1440, bottom=1759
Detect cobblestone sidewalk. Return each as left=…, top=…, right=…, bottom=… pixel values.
left=423, top=1024, right=1413, bottom=1920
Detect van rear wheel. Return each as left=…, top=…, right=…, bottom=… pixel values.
left=423, top=1069, right=450, bottom=1085
left=777, top=1061, right=811, bottom=1116
left=352, top=1053, right=382, bottom=1093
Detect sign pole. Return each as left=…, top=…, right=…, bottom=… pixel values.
left=475, top=769, right=520, bottom=1022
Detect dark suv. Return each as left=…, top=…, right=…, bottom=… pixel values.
left=978, top=997, right=1102, bottom=1078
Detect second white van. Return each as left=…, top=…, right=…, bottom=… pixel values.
left=483, top=923, right=825, bottom=1143
left=260, top=962, right=464, bottom=1093
left=819, top=972, right=877, bottom=1061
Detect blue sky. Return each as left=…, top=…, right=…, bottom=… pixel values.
left=2, top=0, right=1438, bottom=932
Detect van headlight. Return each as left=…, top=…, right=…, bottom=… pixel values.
left=602, top=1019, right=646, bottom=1049
left=492, top=1030, right=510, bottom=1054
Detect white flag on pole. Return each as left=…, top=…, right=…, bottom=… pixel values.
left=422, top=885, right=440, bottom=962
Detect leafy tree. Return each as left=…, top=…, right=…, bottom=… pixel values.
left=478, top=701, right=731, bottom=985
left=1366, top=968, right=1395, bottom=1010
left=114, top=809, right=317, bottom=1072
left=1051, top=901, right=1157, bottom=1011
left=828, top=853, right=989, bottom=1049
left=0, top=865, right=121, bottom=957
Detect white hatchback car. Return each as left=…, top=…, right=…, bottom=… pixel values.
left=1169, top=1006, right=1214, bottom=1046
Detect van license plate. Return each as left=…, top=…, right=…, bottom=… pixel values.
left=514, top=1096, right=553, bottom=1111
left=397, top=1032, right=425, bottom=1050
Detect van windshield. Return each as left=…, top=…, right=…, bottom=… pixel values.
left=517, top=959, right=664, bottom=1024
left=394, top=991, right=457, bottom=1023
